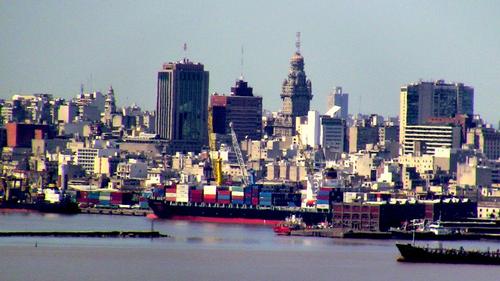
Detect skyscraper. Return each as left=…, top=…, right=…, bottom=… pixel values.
left=209, top=78, right=263, bottom=141
left=274, top=33, right=313, bottom=137
left=327, top=86, right=348, bottom=119
left=155, top=58, right=209, bottom=153
left=399, top=80, right=473, bottom=144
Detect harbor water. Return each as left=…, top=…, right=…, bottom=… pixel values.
left=0, top=211, right=498, bottom=281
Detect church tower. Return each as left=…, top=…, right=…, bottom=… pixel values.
left=274, top=33, right=313, bottom=137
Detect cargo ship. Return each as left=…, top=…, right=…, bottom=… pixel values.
left=396, top=243, right=500, bottom=265
left=148, top=183, right=334, bottom=225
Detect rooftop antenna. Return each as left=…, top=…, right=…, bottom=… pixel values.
left=296, top=32, right=301, bottom=54
left=80, top=83, right=84, bottom=95
left=240, top=45, right=244, bottom=80
left=183, top=43, right=188, bottom=62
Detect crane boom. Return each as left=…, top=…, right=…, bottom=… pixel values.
left=230, top=123, right=249, bottom=186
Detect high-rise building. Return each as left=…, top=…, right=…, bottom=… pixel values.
left=155, top=58, right=209, bottom=153
left=320, top=116, right=346, bottom=156
left=209, top=79, right=263, bottom=142
left=274, top=33, right=313, bottom=137
left=399, top=80, right=473, bottom=145
left=327, top=86, right=348, bottom=119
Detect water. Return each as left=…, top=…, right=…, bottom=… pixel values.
left=0, top=211, right=499, bottom=281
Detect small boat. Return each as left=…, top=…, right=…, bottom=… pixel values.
left=390, top=219, right=463, bottom=240
left=396, top=243, right=500, bottom=265
left=273, top=215, right=306, bottom=236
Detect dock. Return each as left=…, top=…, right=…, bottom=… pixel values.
left=0, top=230, right=169, bottom=238
left=290, top=228, right=392, bottom=239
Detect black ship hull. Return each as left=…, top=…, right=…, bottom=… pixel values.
left=0, top=200, right=80, bottom=214
left=396, top=243, right=500, bottom=265
left=148, top=199, right=331, bottom=225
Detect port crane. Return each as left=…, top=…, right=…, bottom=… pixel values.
left=295, top=132, right=319, bottom=207
left=229, top=122, right=249, bottom=186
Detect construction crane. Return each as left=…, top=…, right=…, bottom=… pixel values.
left=229, top=122, right=249, bottom=186
left=295, top=131, right=318, bottom=207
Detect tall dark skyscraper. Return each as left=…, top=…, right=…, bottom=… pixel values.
left=274, top=33, right=313, bottom=137
left=155, top=58, right=209, bottom=153
left=210, top=78, right=263, bottom=141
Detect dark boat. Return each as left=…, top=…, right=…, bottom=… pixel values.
left=396, top=243, right=500, bottom=265
left=148, top=199, right=331, bottom=225
left=0, top=197, right=80, bottom=214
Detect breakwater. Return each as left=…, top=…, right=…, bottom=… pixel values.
left=0, top=230, right=169, bottom=238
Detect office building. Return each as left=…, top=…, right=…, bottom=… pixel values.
left=155, top=58, right=209, bottom=153
left=209, top=79, right=262, bottom=142
left=399, top=80, right=473, bottom=145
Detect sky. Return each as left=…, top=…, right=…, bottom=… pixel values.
left=1, top=0, right=499, bottom=124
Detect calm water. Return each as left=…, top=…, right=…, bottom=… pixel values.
left=0, top=211, right=499, bottom=281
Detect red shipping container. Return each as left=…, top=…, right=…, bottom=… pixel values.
left=165, top=196, right=176, bottom=202
left=79, top=191, right=89, bottom=199
left=77, top=197, right=89, bottom=203
left=218, top=200, right=231, bottom=204
left=165, top=188, right=176, bottom=193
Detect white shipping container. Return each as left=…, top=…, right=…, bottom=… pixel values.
left=231, top=191, right=244, bottom=197
left=176, top=197, right=189, bottom=203
left=165, top=192, right=177, bottom=198
left=203, top=185, right=217, bottom=194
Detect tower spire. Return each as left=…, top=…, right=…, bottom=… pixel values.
left=183, top=43, right=188, bottom=62
left=295, top=32, right=301, bottom=54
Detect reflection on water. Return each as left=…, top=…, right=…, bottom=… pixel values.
left=0, top=212, right=498, bottom=281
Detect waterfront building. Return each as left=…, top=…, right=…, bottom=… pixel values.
left=327, top=86, right=348, bottom=120
left=274, top=33, right=313, bottom=137
left=399, top=80, right=474, bottom=145
left=76, top=147, right=118, bottom=175
left=155, top=58, right=209, bottom=153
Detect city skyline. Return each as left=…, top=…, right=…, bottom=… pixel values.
left=1, top=1, right=499, bottom=124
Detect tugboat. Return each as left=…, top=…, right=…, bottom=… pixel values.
left=396, top=243, right=500, bottom=265
left=273, top=215, right=306, bottom=236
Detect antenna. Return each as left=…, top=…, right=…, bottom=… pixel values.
left=80, top=83, right=84, bottom=95
left=296, top=32, right=301, bottom=53
left=183, top=43, right=188, bottom=61
left=240, top=45, right=244, bottom=80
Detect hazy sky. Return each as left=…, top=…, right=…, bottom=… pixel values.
left=1, top=1, right=499, bottom=123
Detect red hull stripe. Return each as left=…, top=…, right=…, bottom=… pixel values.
left=170, top=215, right=281, bottom=225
